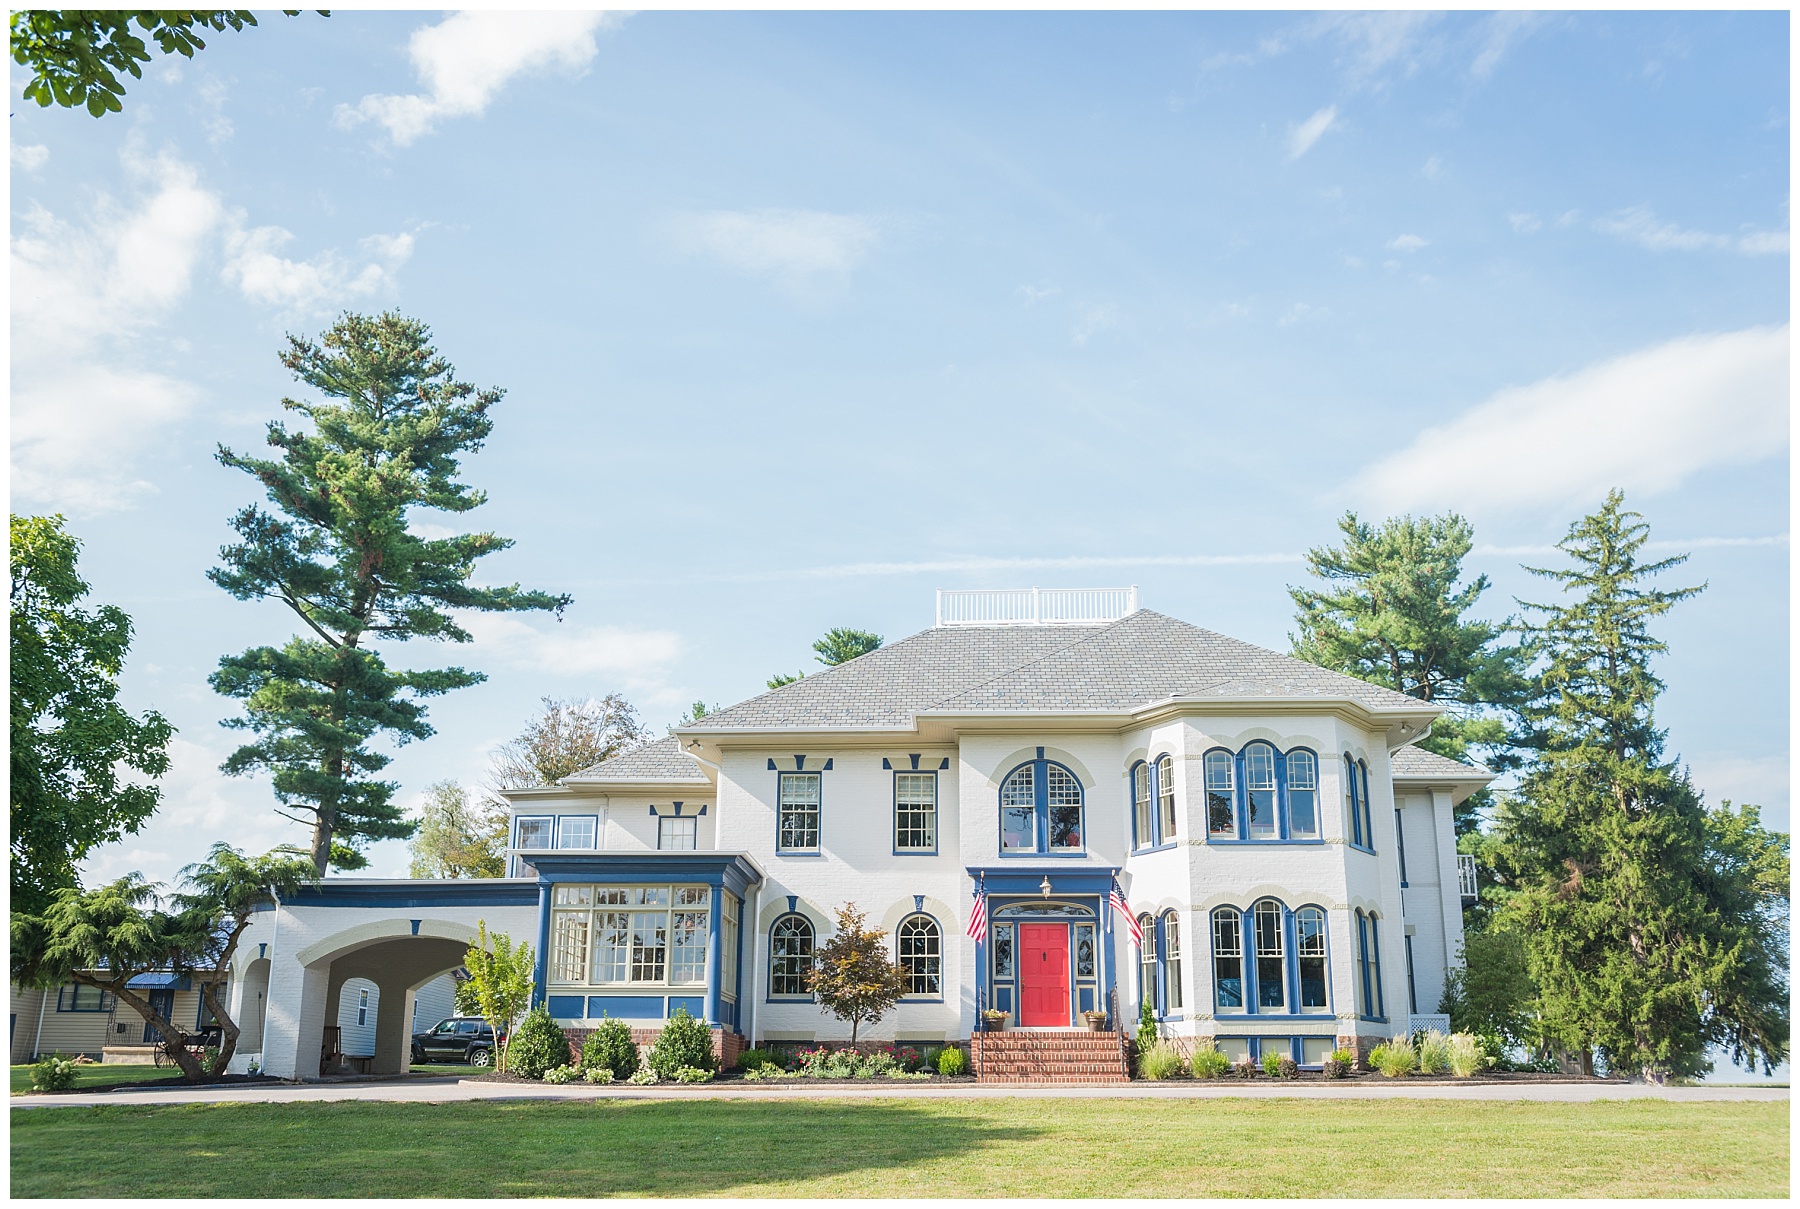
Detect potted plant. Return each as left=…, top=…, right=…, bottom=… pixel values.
left=980, top=1009, right=1009, bottom=1032
left=1081, top=1009, right=1108, bottom=1032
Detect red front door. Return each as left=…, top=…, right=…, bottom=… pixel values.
left=1019, top=923, right=1071, bottom=1026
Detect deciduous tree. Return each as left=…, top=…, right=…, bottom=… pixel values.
left=1494, top=491, right=1788, bottom=1079
left=487, top=695, right=646, bottom=791
left=457, top=921, right=534, bottom=1072
left=210, top=312, right=570, bottom=874
left=806, top=902, right=910, bottom=1045
left=11, top=515, right=175, bottom=916
left=408, top=780, right=506, bottom=879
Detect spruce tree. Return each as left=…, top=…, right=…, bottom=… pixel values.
left=1289, top=511, right=1528, bottom=831
left=210, top=312, right=570, bottom=874
left=1495, top=491, right=1788, bottom=1078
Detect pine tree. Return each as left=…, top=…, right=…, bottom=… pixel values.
left=1495, top=491, right=1788, bottom=1079
left=1289, top=511, right=1528, bottom=832
left=210, top=312, right=570, bottom=874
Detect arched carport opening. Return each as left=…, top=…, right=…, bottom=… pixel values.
left=236, top=958, right=271, bottom=1053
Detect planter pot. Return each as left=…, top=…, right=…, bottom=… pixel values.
left=982, top=1017, right=1008, bottom=1033
left=1082, top=1016, right=1107, bottom=1032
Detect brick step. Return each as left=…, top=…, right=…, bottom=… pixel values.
left=980, top=1076, right=1132, bottom=1085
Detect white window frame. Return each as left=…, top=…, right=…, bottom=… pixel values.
left=1205, top=751, right=1237, bottom=837
left=556, top=814, right=598, bottom=850
left=1254, top=900, right=1286, bottom=1012
left=894, top=772, right=938, bottom=853
left=514, top=815, right=553, bottom=850
left=1156, top=755, right=1177, bottom=842
left=1286, top=750, right=1319, bottom=839
left=547, top=884, right=710, bottom=988
left=896, top=915, right=942, bottom=998
left=658, top=814, right=698, bottom=851
left=777, top=772, right=822, bottom=853
left=1244, top=743, right=1278, bottom=839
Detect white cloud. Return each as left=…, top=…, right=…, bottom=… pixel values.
left=1016, top=283, right=1060, bottom=305
left=1351, top=325, right=1790, bottom=516
left=1312, top=11, right=1440, bottom=87
left=1420, top=155, right=1444, bottom=180
left=1287, top=105, right=1339, bottom=160
left=221, top=223, right=413, bottom=314
left=1072, top=303, right=1120, bottom=345
left=12, top=143, right=49, bottom=172
left=1470, top=11, right=1546, bottom=80
left=1595, top=205, right=1788, bottom=256
left=666, top=209, right=882, bottom=279
left=455, top=613, right=683, bottom=687
left=335, top=10, right=625, bottom=146
left=1507, top=211, right=1542, bottom=234
left=1387, top=233, right=1428, bottom=252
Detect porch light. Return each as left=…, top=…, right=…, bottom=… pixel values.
left=1039, top=875, right=1053, bottom=898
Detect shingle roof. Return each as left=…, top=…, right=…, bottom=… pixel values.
left=564, top=735, right=708, bottom=783
left=1390, top=744, right=1493, bottom=782
left=685, top=609, right=1429, bottom=732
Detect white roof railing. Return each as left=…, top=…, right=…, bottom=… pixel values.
left=935, top=586, right=1140, bottom=627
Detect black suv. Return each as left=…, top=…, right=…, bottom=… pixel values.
left=411, top=1016, right=504, bottom=1066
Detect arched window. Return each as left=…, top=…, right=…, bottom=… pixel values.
left=1211, top=907, right=1243, bottom=1010
left=769, top=914, right=814, bottom=998
left=1296, top=906, right=1328, bottom=1010
left=1132, top=762, right=1152, bottom=849
left=1286, top=750, right=1319, bottom=839
left=1358, top=760, right=1374, bottom=851
left=1205, top=750, right=1236, bottom=837
left=1244, top=743, right=1278, bottom=839
left=1355, top=909, right=1385, bottom=1018
left=1000, top=764, right=1036, bottom=852
left=998, top=756, right=1085, bottom=855
left=1156, top=755, right=1177, bottom=841
left=897, top=915, right=941, bottom=997
left=1345, top=754, right=1365, bottom=848
left=1161, top=910, right=1183, bottom=1011
left=1254, top=900, right=1286, bottom=1011
left=1138, top=913, right=1157, bottom=1010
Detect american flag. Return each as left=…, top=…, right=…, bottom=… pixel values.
left=965, top=878, right=987, bottom=939
left=1110, top=878, right=1142, bottom=945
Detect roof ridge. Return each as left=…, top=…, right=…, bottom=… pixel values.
left=922, top=609, right=1151, bottom=711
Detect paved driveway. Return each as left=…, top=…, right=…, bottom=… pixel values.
left=13, top=1077, right=1787, bottom=1109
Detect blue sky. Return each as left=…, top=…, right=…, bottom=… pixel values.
left=10, top=9, right=1789, bottom=893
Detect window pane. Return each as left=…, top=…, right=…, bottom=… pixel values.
left=1075, top=925, right=1095, bottom=978
left=630, top=912, right=667, bottom=982
left=553, top=884, right=592, bottom=907
left=596, top=888, right=628, bottom=906
left=778, top=773, right=820, bottom=850
left=516, top=817, right=552, bottom=849
left=557, top=816, right=596, bottom=849
left=721, top=893, right=740, bottom=998
left=675, top=886, right=709, bottom=906
left=551, top=912, right=589, bottom=983
left=1157, top=756, right=1177, bottom=840
left=1247, top=788, right=1277, bottom=838
left=1205, top=751, right=1236, bottom=836
left=1297, top=908, right=1328, bottom=1009
left=1048, top=805, right=1081, bottom=850
left=1212, top=910, right=1243, bottom=1009
left=1245, top=745, right=1277, bottom=839
left=1163, top=912, right=1183, bottom=1010
left=1287, top=752, right=1318, bottom=838
left=1133, top=763, right=1152, bottom=847
left=898, top=916, right=941, bottom=996
left=1255, top=901, right=1285, bottom=1010
left=634, top=887, right=670, bottom=907
left=994, top=923, right=1015, bottom=977
left=659, top=816, right=698, bottom=850
left=895, top=772, right=937, bottom=850
left=1001, top=805, right=1035, bottom=851
left=670, top=909, right=708, bottom=983
left=592, top=911, right=630, bottom=983
left=771, top=916, right=813, bottom=996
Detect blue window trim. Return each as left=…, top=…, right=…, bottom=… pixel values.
left=1394, top=807, right=1409, bottom=886
left=766, top=911, right=817, bottom=1003
left=514, top=814, right=554, bottom=849
left=1158, top=908, right=1184, bottom=1015
left=776, top=770, right=823, bottom=856
left=56, top=984, right=115, bottom=1012
left=895, top=911, right=945, bottom=1003
left=1130, top=759, right=1150, bottom=851
left=1355, top=909, right=1387, bottom=1020
left=1211, top=899, right=1334, bottom=1018
left=1344, top=754, right=1377, bottom=853
left=1202, top=744, right=1323, bottom=845
left=555, top=814, right=600, bottom=850
left=1405, top=933, right=1418, bottom=1015
left=891, top=768, right=940, bottom=856
left=1132, top=754, right=1180, bottom=852
left=996, top=753, right=1088, bottom=858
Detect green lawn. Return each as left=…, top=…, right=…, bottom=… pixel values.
left=10, top=1064, right=175, bottom=1096
left=10, top=1098, right=1787, bottom=1198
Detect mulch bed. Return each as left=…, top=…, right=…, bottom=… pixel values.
left=23, top=1073, right=283, bottom=1095
left=463, top=1070, right=980, bottom=1086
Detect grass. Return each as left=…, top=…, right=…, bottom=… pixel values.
left=10, top=1064, right=177, bottom=1096
left=11, top=1098, right=1787, bottom=1198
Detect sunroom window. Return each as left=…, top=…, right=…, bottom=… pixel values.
left=547, top=884, right=710, bottom=989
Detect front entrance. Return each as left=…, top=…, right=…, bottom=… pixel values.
left=1018, top=923, right=1071, bottom=1026
left=144, top=989, right=175, bottom=1043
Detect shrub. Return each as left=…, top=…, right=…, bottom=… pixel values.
left=672, top=1065, right=715, bottom=1083
left=734, top=1047, right=778, bottom=1072
left=542, top=1064, right=578, bottom=1084
left=647, top=1008, right=716, bottom=1078
left=626, top=1068, right=659, bottom=1084
left=1447, top=1032, right=1488, bottom=1078
left=1322, top=1048, right=1354, bottom=1079
left=741, top=1064, right=787, bottom=1081
left=583, top=1017, right=640, bottom=1080
left=32, top=1053, right=77, bottom=1092
left=1260, top=1048, right=1285, bottom=1078
left=937, top=1045, right=968, bottom=1076
left=1416, top=1029, right=1452, bottom=1075
left=896, top=1046, right=924, bottom=1072
left=506, top=1007, right=570, bottom=1080
left=1232, top=1057, right=1258, bottom=1079
left=1137, top=1041, right=1189, bottom=1081
left=583, top=1066, right=615, bottom=1084
left=1276, top=1056, right=1299, bottom=1080
left=1370, top=1040, right=1418, bottom=1078
left=1191, top=1042, right=1231, bottom=1079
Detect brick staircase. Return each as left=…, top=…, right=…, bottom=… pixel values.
left=972, top=1029, right=1131, bottom=1084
